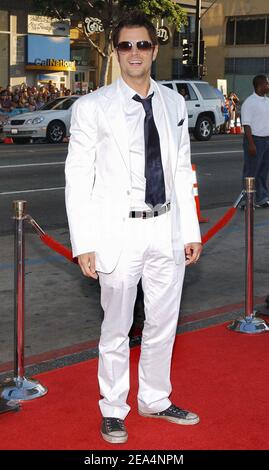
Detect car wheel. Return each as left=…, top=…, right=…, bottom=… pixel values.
left=46, top=120, right=66, bottom=144
left=193, top=116, right=213, bottom=141
left=12, top=138, right=30, bottom=144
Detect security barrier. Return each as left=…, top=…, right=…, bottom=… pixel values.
left=1, top=176, right=269, bottom=409
left=0, top=201, right=48, bottom=403
left=228, top=178, right=269, bottom=334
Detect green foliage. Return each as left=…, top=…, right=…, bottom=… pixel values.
left=32, top=0, right=186, bottom=30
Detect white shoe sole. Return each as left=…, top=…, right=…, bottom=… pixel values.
left=138, top=410, right=200, bottom=425
left=101, top=431, right=128, bottom=444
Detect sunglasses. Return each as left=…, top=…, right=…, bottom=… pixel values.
left=116, top=40, right=153, bottom=53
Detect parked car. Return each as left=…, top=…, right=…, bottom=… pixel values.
left=2, top=96, right=79, bottom=144
left=158, top=80, right=224, bottom=141
left=0, top=107, right=29, bottom=138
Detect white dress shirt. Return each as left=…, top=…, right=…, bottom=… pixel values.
left=241, top=92, right=269, bottom=136
left=119, top=77, right=172, bottom=211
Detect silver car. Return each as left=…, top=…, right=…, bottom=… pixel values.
left=3, top=95, right=79, bottom=144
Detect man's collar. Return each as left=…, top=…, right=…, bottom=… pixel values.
left=254, top=92, right=267, bottom=98
left=119, top=76, right=156, bottom=101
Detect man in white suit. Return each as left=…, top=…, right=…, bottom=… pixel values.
left=65, top=12, right=202, bottom=444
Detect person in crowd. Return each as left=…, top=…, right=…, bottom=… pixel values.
left=224, top=95, right=232, bottom=133
left=213, top=88, right=229, bottom=133
left=228, top=91, right=239, bottom=123
left=241, top=74, right=269, bottom=207
left=36, top=93, right=45, bottom=109
left=65, top=11, right=202, bottom=445
left=0, top=92, right=12, bottom=112
left=28, top=96, right=37, bottom=112
left=179, top=87, right=190, bottom=100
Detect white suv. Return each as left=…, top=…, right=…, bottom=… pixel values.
left=159, top=80, right=224, bottom=141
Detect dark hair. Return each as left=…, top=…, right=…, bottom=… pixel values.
left=253, top=74, right=267, bottom=91
left=112, top=11, right=158, bottom=48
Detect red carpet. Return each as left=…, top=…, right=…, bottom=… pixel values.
left=0, top=323, right=269, bottom=450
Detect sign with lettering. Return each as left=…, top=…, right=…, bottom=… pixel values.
left=157, top=26, right=170, bottom=45
left=28, top=15, right=70, bottom=36
left=84, top=17, right=170, bottom=45
left=84, top=17, right=104, bottom=34
left=26, top=59, right=76, bottom=72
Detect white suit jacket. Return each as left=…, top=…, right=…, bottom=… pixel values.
left=65, top=78, right=201, bottom=273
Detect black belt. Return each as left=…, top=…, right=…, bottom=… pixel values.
left=129, top=202, right=170, bottom=219
left=252, top=135, right=269, bottom=140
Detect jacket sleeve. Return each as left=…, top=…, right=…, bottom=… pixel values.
left=65, top=95, right=98, bottom=257
left=174, top=97, right=201, bottom=245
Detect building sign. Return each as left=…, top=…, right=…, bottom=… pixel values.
left=26, top=34, right=75, bottom=71
left=84, top=17, right=104, bottom=34
left=157, top=26, right=170, bottom=45
left=28, top=15, right=70, bottom=36
left=83, top=17, right=170, bottom=45
left=26, top=59, right=76, bottom=72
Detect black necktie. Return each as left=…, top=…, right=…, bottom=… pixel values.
left=133, top=92, right=166, bottom=209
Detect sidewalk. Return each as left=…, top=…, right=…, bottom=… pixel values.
left=1, top=204, right=269, bottom=376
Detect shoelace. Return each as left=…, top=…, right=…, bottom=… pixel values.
left=106, top=418, right=125, bottom=432
left=158, top=404, right=189, bottom=418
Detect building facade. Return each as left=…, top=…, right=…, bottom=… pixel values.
left=0, top=2, right=76, bottom=90
left=0, top=1, right=27, bottom=88
left=152, top=1, right=214, bottom=81
left=0, top=0, right=224, bottom=92
left=0, top=1, right=116, bottom=92
left=201, top=0, right=269, bottom=100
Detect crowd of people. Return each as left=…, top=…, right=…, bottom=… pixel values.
left=223, top=91, right=240, bottom=132
left=0, top=81, right=72, bottom=115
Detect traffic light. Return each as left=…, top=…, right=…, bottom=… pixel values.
left=200, top=40, right=206, bottom=65
left=182, top=39, right=192, bottom=65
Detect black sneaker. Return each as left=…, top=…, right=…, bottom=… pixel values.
left=139, top=403, right=200, bottom=425
left=101, top=417, right=128, bottom=444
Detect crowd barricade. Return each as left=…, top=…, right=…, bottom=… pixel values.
left=1, top=178, right=269, bottom=414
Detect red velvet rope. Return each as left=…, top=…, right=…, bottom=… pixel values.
left=37, top=206, right=237, bottom=264
left=40, top=233, right=78, bottom=264
left=201, top=207, right=237, bottom=245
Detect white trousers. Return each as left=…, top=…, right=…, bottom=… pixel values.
left=98, top=211, right=185, bottom=419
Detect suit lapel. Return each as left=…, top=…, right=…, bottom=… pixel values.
left=155, top=81, right=178, bottom=179
left=99, top=80, right=130, bottom=175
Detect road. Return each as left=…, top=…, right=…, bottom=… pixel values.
left=0, top=134, right=243, bottom=235
left=2, top=132, right=269, bottom=369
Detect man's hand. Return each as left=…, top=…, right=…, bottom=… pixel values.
left=77, top=252, right=98, bottom=279
left=184, top=243, right=202, bottom=266
left=248, top=143, right=257, bottom=157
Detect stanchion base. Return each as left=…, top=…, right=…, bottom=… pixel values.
left=0, top=398, right=20, bottom=414
left=1, top=377, right=48, bottom=401
left=228, top=313, right=269, bottom=334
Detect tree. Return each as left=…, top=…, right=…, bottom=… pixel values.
left=32, top=0, right=186, bottom=86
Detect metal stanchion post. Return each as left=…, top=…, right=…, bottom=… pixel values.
left=228, top=178, right=269, bottom=333
left=0, top=201, right=48, bottom=401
